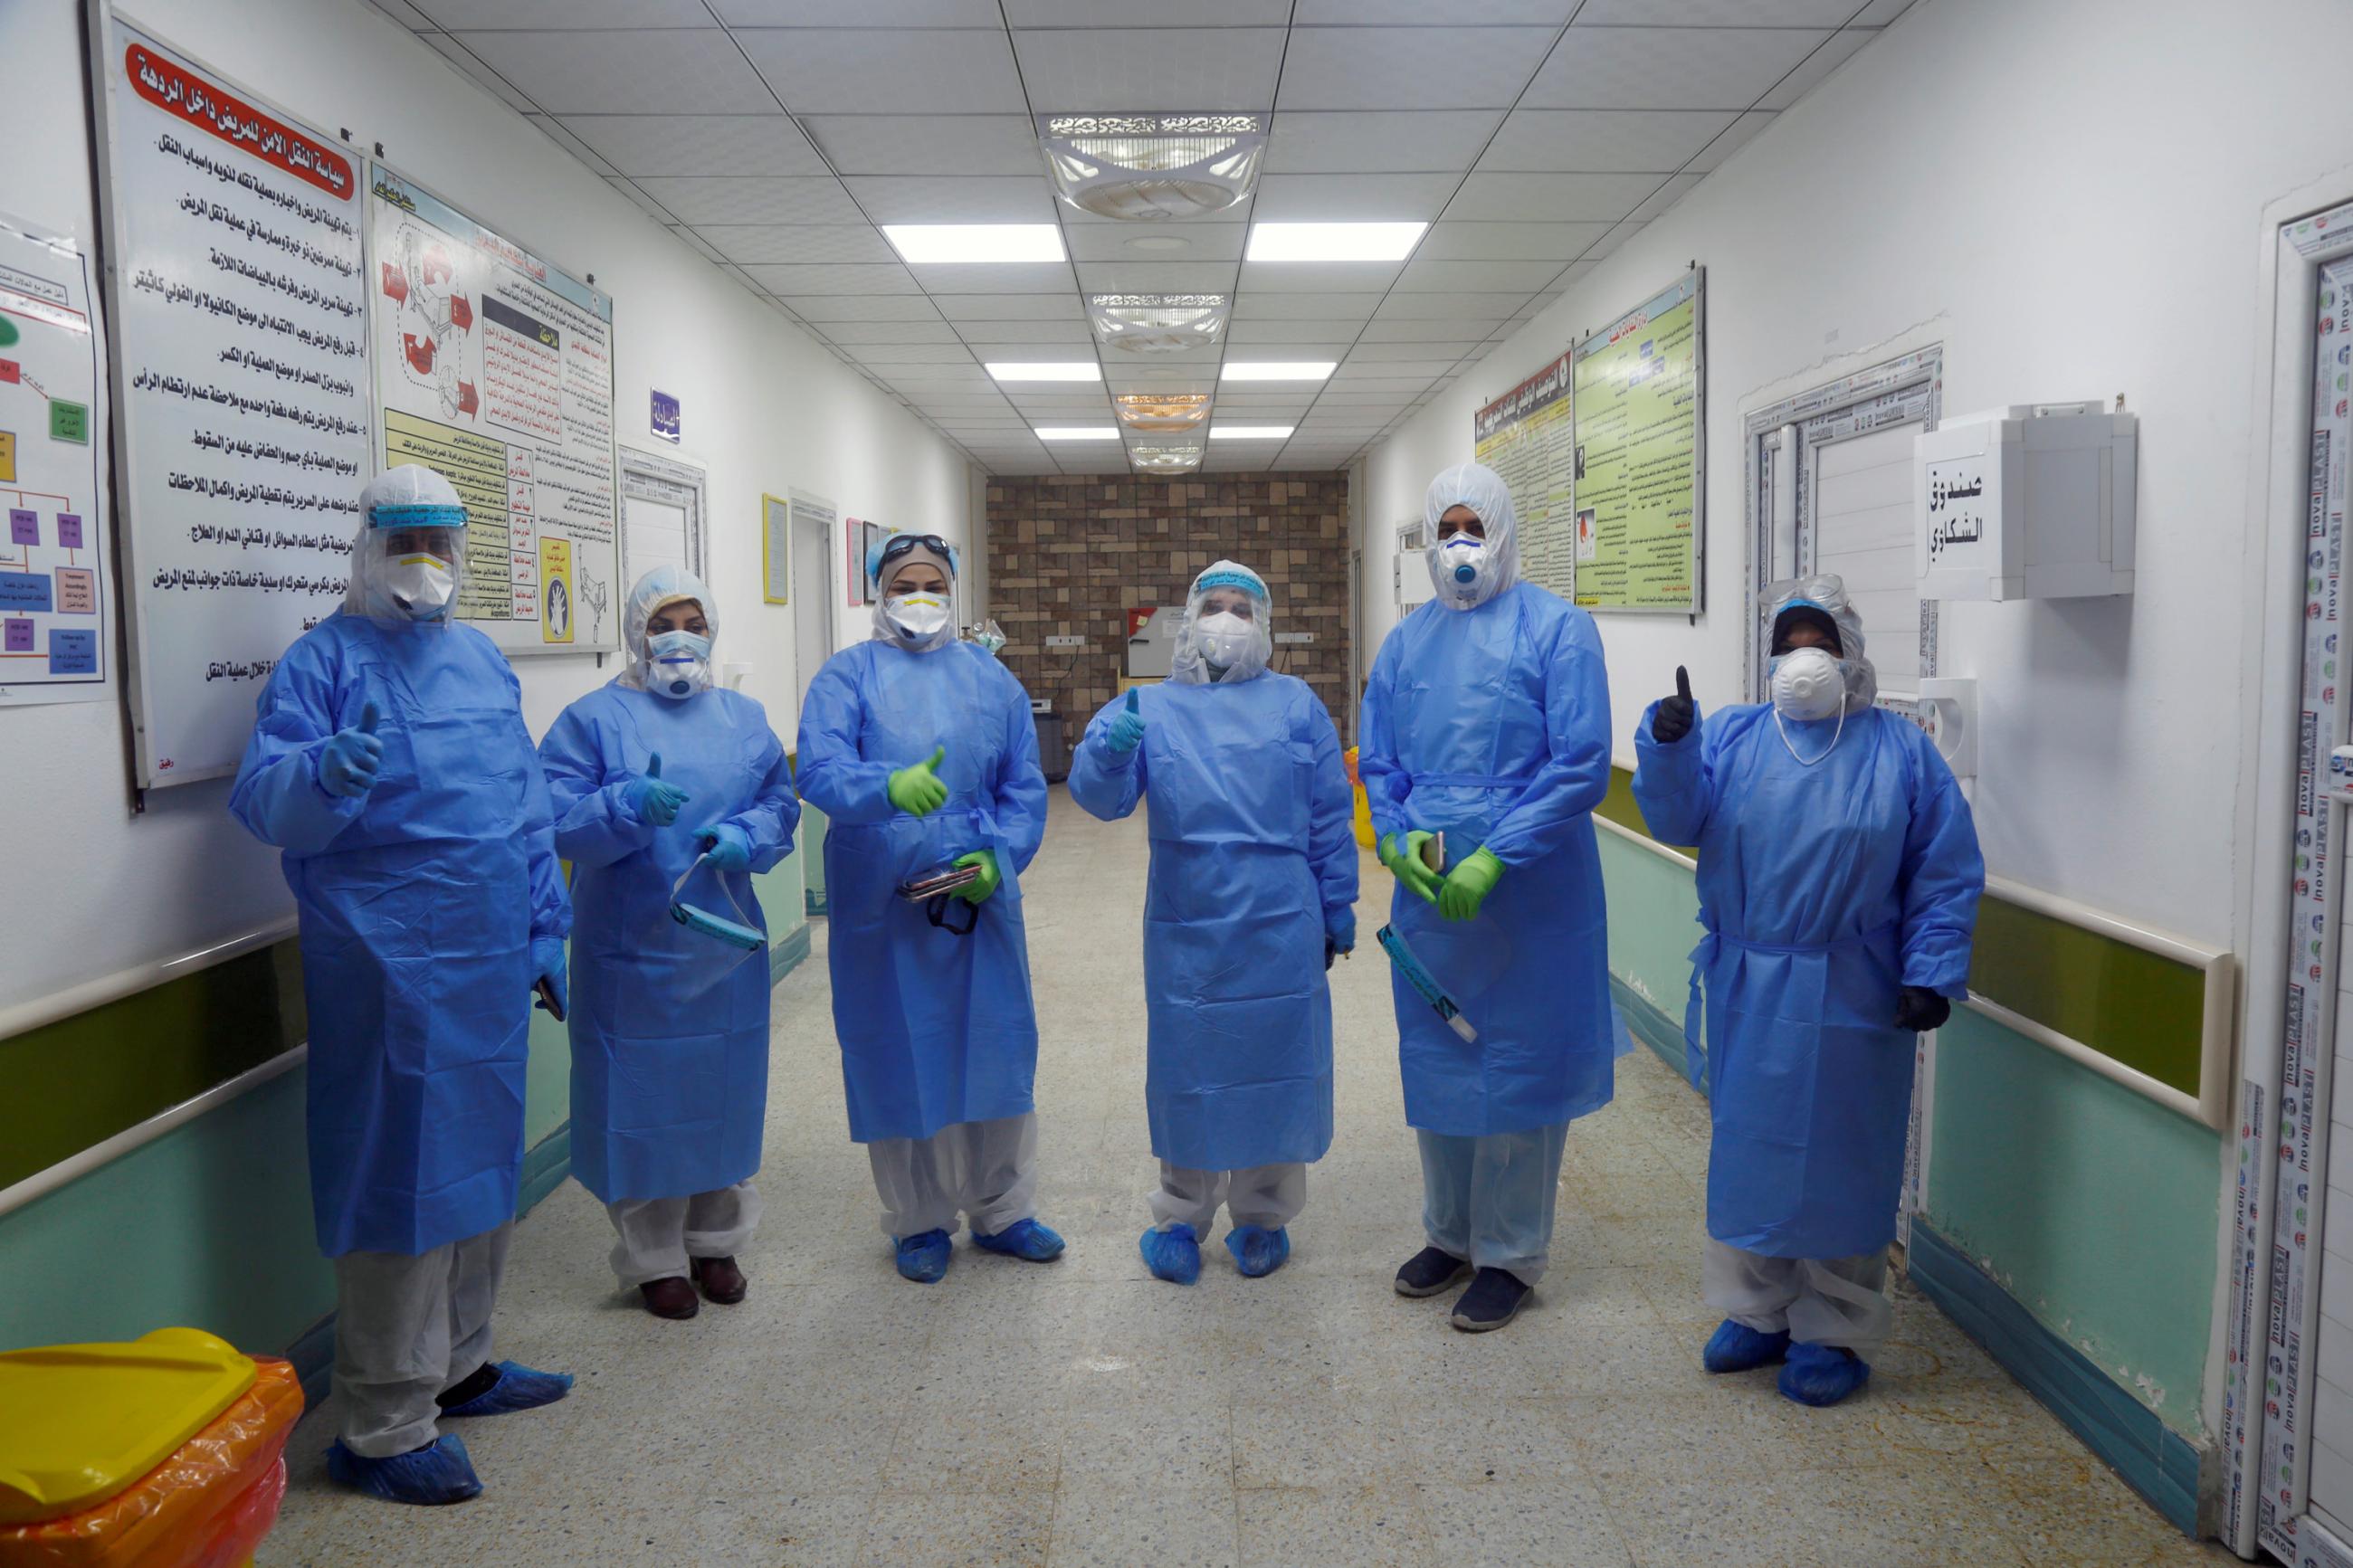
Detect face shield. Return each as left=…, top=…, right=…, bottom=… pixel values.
left=348, top=465, right=469, bottom=624
left=1423, top=463, right=1521, bottom=611
left=1169, top=559, right=1272, bottom=684
left=622, top=565, right=719, bottom=698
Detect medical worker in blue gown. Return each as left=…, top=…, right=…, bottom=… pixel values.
left=538, top=566, right=798, bottom=1320
left=229, top=465, right=573, bottom=1506
left=796, top=534, right=1062, bottom=1284
left=1359, top=461, right=1617, bottom=1333
left=1634, top=575, right=1983, bottom=1408
left=1068, top=561, right=1358, bottom=1285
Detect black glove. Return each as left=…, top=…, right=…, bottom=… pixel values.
left=1325, top=938, right=1338, bottom=973
left=1895, top=986, right=1951, bottom=1031
left=1653, top=666, right=1697, bottom=746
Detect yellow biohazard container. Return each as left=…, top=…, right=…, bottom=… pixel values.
left=0, top=1327, right=300, bottom=1568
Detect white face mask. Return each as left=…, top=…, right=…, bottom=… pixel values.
left=1196, top=610, right=1255, bottom=674
left=384, top=552, right=455, bottom=621
left=1434, top=535, right=1491, bottom=605
left=1769, top=646, right=1847, bottom=720
left=886, top=593, right=951, bottom=644
left=646, top=630, right=712, bottom=699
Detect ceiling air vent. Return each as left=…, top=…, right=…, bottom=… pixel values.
left=1089, top=293, right=1231, bottom=356
left=1041, top=115, right=1266, bottom=222
left=1114, top=392, right=1212, bottom=433
left=1129, top=442, right=1205, bottom=474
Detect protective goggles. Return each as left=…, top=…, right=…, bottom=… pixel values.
left=876, top=533, right=956, bottom=573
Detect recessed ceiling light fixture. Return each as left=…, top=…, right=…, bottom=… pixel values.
left=1040, top=113, right=1266, bottom=222
left=1209, top=424, right=1294, bottom=440
left=881, top=224, right=1065, bottom=264
left=1129, top=442, right=1205, bottom=473
left=986, top=362, right=1101, bottom=383
left=1088, top=293, right=1230, bottom=356
left=1244, top=223, right=1426, bottom=263
left=1034, top=426, right=1120, bottom=441
left=1113, top=392, right=1212, bottom=432
left=1220, top=361, right=1336, bottom=382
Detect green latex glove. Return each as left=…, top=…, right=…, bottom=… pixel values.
left=1379, top=830, right=1441, bottom=905
left=953, top=849, right=1002, bottom=904
left=888, top=746, right=950, bottom=817
left=1438, top=847, right=1505, bottom=922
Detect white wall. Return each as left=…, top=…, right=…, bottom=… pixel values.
left=1360, top=0, right=2353, bottom=954
left=0, top=0, right=975, bottom=1014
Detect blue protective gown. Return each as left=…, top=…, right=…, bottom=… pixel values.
left=1358, top=582, right=1616, bottom=1136
left=795, top=640, right=1049, bottom=1143
left=229, top=612, right=570, bottom=1258
left=537, top=681, right=798, bottom=1204
left=1067, top=674, right=1358, bottom=1172
left=1633, top=701, right=1984, bottom=1259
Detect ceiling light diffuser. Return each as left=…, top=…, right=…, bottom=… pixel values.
left=881, top=224, right=1065, bottom=264
left=1034, top=426, right=1119, bottom=441
left=1129, top=442, right=1205, bottom=473
left=1209, top=424, right=1294, bottom=440
left=1244, top=223, right=1426, bottom=263
left=986, top=362, right=1101, bottom=383
left=1040, top=113, right=1266, bottom=222
left=1220, top=361, right=1336, bottom=382
left=1088, top=293, right=1230, bottom=356
left=1113, top=392, right=1212, bottom=432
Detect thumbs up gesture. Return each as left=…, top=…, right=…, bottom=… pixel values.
left=888, top=745, right=951, bottom=817
left=626, top=751, right=691, bottom=827
left=1653, top=666, right=1699, bottom=746
left=1105, top=689, right=1147, bottom=756
left=319, top=699, right=385, bottom=799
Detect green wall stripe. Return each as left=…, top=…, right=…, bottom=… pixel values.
left=1596, top=765, right=2207, bottom=1098
left=0, top=940, right=306, bottom=1191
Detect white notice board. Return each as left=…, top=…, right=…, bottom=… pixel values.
left=368, top=165, right=618, bottom=654
left=94, top=16, right=372, bottom=785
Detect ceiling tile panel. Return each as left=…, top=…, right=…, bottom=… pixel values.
left=951, top=321, right=1097, bottom=345
left=1262, top=110, right=1503, bottom=174
left=1005, top=0, right=1291, bottom=23
left=1684, top=110, right=1776, bottom=171
left=1372, top=291, right=1536, bottom=319
left=1573, top=0, right=1857, bottom=22
left=1393, top=258, right=1567, bottom=292
left=778, top=295, right=945, bottom=321
left=907, top=261, right=1079, bottom=295
left=1248, top=172, right=1462, bottom=223
left=1357, top=318, right=1508, bottom=342
left=1012, top=28, right=1286, bottom=113
left=819, top=321, right=967, bottom=345
left=1478, top=109, right=1738, bottom=172
left=1223, top=320, right=1376, bottom=344
left=635, top=176, right=862, bottom=224
left=694, top=223, right=896, bottom=264
left=1348, top=339, right=1484, bottom=360
left=843, top=176, right=1061, bottom=224
left=557, top=114, right=824, bottom=176
left=417, top=0, right=715, bottom=22
left=452, top=28, right=777, bottom=113
left=1072, top=261, right=1243, bottom=294
left=1333, top=358, right=1460, bottom=380
left=1757, top=29, right=1875, bottom=110
left=1062, top=223, right=1248, bottom=262
left=1416, top=220, right=1614, bottom=260
left=738, top=262, right=925, bottom=294
left=1235, top=260, right=1407, bottom=294
left=418, top=33, right=540, bottom=111
left=733, top=29, right=1026, bottom=115
left=1522, top=26, right=1826, bottom=109
left=1445, top=170, right=1667, bottom=221
left=713, top=0, right=1001, bottom=20
left=803, top=115, right=1043, bottom=176
left=1626, top=174, right=1701, bottom=222
left=1231, top=293, right=1387, bottom=320
left=602, top=176, right=678, bottom=223
left=1275, top=27, right=1556, bottom=111
left=934, top=295, right=1087, bottom=321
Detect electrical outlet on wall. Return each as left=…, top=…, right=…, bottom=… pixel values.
left=1044, top=634, right=1085, bottom=649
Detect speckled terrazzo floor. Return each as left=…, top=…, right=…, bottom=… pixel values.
left=262, top=789, right=2234, bottom=1567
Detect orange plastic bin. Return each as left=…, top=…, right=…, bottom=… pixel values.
left=0, top=1329, right=303, bottom=1568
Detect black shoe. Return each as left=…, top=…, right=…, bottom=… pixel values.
left=1450, top=1268, right=1531, bottom=1332
left=1394, top=1246, right=1473, bottom=1297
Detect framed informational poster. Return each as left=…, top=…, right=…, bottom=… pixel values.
left=368, top=164, right=618, bottom=653
left=1569, top=268, right=1704, bottom=613
left=91, top=16, right=371, bottom=784
left=1472, top=350, right=1574, bottom=602
left=0, top=214, right=111, bottom=710
left=761, top=492, right=789, bottom=604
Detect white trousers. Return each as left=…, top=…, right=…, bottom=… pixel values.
left=1417, top=1123, right=1570, bottom=1286
left=605, top=1181, right=764, bottom=1289
left=867, top=1112, right=1038, bottom=1239
left=1703, top=1239, right=1894, bottom=1354
left=1149, top=1161, right=1308, bottom=1234
left=331, top=1221, right=510, bottom=1458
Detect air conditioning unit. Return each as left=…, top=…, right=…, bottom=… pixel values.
left=1040, top=114, right=1265, bottom=221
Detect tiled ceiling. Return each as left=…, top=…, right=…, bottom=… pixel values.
left=372, top=0, right=1910, bottom=475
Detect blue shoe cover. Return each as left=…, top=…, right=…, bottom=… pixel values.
left=972, top=1216, right=1065, bottom=1261
left=1778, top=1341, right=1872, bottom=1407
left=325, top=1433, right=482, bottom=1506
left=1139, top=1223, right=1203, bottom=1284
left=895, top=1228, right=953, bottom=1283
left=439, top=1361, right=574, bottom=1419
left=1702, top=1319, right=1791, bottom=1373
left=1226, top=1224, right=1291, bottom=1278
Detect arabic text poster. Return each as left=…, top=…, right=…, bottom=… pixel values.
left=100, top=22, right=368, bottom=782
left=1472, top=351, right=1575, bottom=602
left=0, top=215, right=110, bottom=708
left=1570, top=270, right=1704, bottom=613
left=370, top=166, right=617, bottom=652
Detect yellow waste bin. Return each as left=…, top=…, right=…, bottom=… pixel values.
left=0, top=1328, right=302, bottom=1568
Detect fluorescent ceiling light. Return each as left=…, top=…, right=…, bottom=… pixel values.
left=1245, top=223, right=1425, bottom=263
left=1220, top=361, right=1336, bottom=382
left=986, top=362, right=1101, bottom=383
left=1034, top=426, right=1119, bottom=441
left=882, top=224, right=1065, bottom=264
left=1209, top=424, right=1294, bottom=440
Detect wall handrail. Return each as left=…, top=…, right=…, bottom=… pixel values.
left=0, top=917, right=298, bottom=1043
